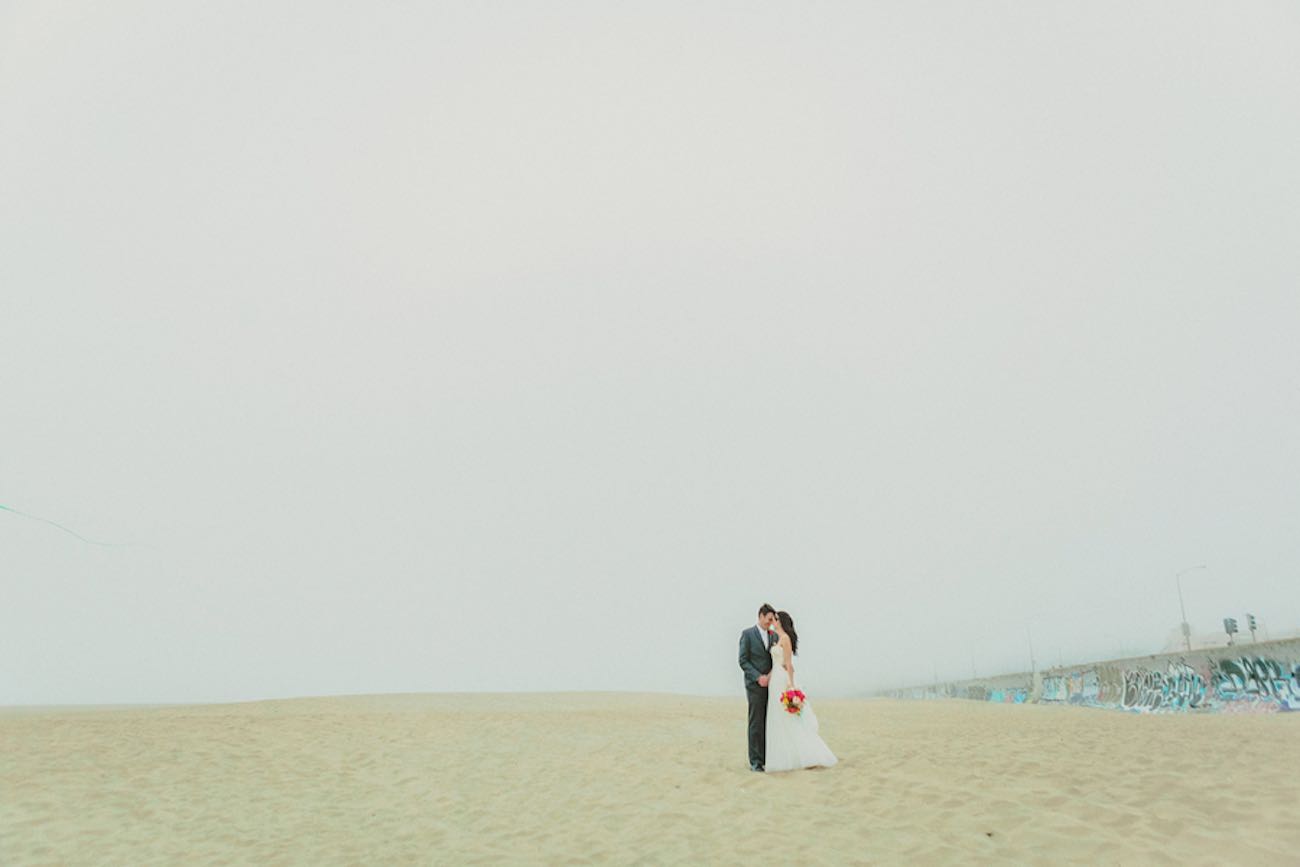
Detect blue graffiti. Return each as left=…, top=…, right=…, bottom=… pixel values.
left=1213, top=657, right=1300, bottom=711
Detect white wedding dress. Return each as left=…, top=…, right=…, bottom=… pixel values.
left=765, top=643, right=838, bottom=772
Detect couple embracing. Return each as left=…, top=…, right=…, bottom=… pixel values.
left=738, top=603, right=838, bottom=773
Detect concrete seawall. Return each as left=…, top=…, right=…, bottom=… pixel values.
left=885, top=638, right=1300, bottom=713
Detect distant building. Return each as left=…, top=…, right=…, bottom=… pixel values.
left=1159, top=623, right=1300, bottom=653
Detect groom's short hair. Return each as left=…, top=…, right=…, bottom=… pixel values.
left=758, top=603, right=776, bottom=617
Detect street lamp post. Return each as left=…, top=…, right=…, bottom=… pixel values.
left=1175, top=565, right=1207, bottom=652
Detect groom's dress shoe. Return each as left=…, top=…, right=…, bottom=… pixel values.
left=750, top=764, right=764, bottom=772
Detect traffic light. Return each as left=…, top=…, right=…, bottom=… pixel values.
left=1223, top=617, right=1238, bottom=645
left=1247, top=613, right=1258, bottom=641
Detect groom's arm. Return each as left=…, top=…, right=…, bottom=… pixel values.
left=738, top=631, right=762, bottom=683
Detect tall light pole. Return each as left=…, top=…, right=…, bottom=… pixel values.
left=1175, top=564, right=1206, bottom=652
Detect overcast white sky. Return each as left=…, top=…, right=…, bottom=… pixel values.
left=3, top=2, right=1298, bottom=705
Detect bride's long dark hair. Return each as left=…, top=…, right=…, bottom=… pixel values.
left=777, top=611, right=798, bottom=655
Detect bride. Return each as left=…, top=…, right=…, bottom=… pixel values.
left=765, top=611, right=838, bottom=773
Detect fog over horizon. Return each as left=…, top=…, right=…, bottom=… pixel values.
left=3, top=2, right=1298, bottom=706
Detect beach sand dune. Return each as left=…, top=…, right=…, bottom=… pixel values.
left=3, top=693, right=1298, bottom=865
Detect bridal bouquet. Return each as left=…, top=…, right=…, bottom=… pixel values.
left=780, top=689, right=806, bottom=715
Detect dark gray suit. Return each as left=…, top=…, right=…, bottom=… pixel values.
left=738, top=625, right=775, bottom=769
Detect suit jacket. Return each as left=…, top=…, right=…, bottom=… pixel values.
left=738, top=625, right=776, bottom=688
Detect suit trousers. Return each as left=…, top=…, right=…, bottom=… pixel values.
left=746, top=683, right=768, bottom=768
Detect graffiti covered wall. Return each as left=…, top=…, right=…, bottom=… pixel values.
left=888, top=671, right=1033, bottom=706
left=1038, top=639, right=1300, bottom=714
left=886, top=638, right=1300, bottom=714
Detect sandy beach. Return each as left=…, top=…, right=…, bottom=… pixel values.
left=3, top=693, right=1298, bottom=865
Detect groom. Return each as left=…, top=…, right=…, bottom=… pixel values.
left=738, top=603, right=777, bottom=772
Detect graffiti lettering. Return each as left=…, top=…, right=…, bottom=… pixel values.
left=1118, top=662, right=1207, bottom=711
left=888, top=642, right=1300, bottom=713
left=1213, top=657, right=1300, bottom=711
